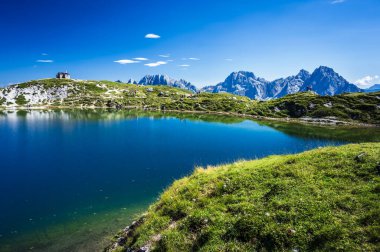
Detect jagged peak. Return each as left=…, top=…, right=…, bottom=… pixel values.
left=177, top=78, right=190, bottom=83
left=127, top=78, right=137, bottom=84
left=136, top=74, right=197, bottom=92
left=138, top=74, right=173, bottom=84
left=224, top=71, right=258, bottom=84
left=142, top=74, right=170, bottom=79
left=313, top=66, right=337, bottom=75
left=231, top=71, right=256, bottom=78
left=293, top=69, right=311, bottom=82
left=144, top=73, right=167, bottom=77
left=309, top=66, right=353, bottom=85
left=296, top=69, right=310, bottom=77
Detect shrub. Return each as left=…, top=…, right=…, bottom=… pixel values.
left=15, top=94, right=28, bottom=106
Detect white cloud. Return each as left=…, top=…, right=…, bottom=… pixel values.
left=167, top=59, right=174, bottom=62
left=182, top=57, right=200, bottom=61
left=133, top=57, right=148, bottom=61
left=114, top=59, right=140, bottom=64
left=145, top=33, right=160, bottom=39
left=36, top=60, right=53, bottom=63
left=331, top=0, right=346, bottom=4
left=145, top=61, right=167, bottom=67
left=41, top=53, right=48, bottom=56
left=355, top=75, right=380, bottom=88
left=159, top=54, right=170, bottom=58
left=225, top=58, right=233, bottom=61
left=179, top=64, right=190, bottom=67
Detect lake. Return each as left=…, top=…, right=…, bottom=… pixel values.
left=0, top=109, right=379, bottom=252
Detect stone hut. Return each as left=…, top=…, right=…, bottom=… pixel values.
left=56, top=71, right=71, bottom=79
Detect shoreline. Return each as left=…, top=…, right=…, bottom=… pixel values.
left=1, top=105, right=378, bottom=128
left=105, top=143, right=380, bottom=251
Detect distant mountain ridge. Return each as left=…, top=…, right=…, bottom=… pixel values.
left=201, top=66, right=363, bottom=100
left=365, top=84, right=380, bottom=93
left=128, top=74, right=198, bottom=93
left=127, top=66, right=363, bottom=99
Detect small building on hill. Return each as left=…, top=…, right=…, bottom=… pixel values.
left=56, top=71, right=71, bottom=79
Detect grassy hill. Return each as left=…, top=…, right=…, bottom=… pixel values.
left=106, top=143, right=380, bottom=252
left=0, top=79, right=379, bottom=124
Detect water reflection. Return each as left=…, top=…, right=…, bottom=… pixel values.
left=1, top=108, right=379, bottom=142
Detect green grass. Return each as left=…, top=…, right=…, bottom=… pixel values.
left=1, top=79, right=379, bottom=124
left=15, top=78, right=73, bottom=89
left=111, top=143, right=380, bottom=251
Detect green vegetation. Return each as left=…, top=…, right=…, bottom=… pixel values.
left=109, top=143, right=380, bottom=251
left=0, top=97, right=5, bottom=106
left=0, top=79, right=379, bottom=124
left=15, top=94, right=28, bottom=105
left=258, top=92, right=380, bottom=124
left=258, top=120, right=380, bottom=143
left=15, top=78, right=73, bottom=89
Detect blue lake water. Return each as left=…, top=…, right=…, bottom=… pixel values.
left=0, top=110, right=379, bottom=251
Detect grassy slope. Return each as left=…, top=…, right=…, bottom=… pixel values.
left=110, top=143, right=380, bottom=252
left=0, top=79, right=379, bottom=124
left=258, top=92, right=380, bottom=124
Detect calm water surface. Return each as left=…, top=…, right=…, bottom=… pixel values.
left=0, top=110, right=379, bottom=251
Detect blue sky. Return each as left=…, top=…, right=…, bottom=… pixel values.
left=0, top=0, right=379, bottom=88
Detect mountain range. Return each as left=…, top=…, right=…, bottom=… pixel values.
left=127, top=74, right=198, bottom=93
left=127, top=66, right=365, bottom=100
left=201, top=66, right=362, bottom=99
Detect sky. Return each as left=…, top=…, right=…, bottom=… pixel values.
left=0, top=0, right=379, bottom=88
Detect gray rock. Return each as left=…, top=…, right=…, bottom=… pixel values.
left=355, top=152, right=367, bottom=162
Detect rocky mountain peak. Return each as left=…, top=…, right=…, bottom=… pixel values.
left=227, top=71, right=257, bottom=82
left=303, top=66, right=362, bottom=95
left=296, top=69, right=311, bottom=81
left=139, top=74, right=172, bottom=85
left=310, top=66, right=342, bottom=80
left=201, top=66, right=362, bottom=99
left=137, top=74, right=197, bottom=93
left=127, top=79, right=137, bottom=84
